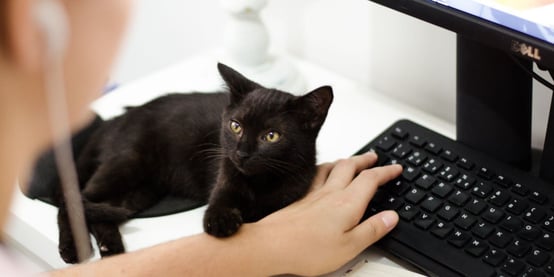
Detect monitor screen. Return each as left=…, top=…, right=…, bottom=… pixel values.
left=369, top=0, right=554, bottom=67
left=444, top=0, right=553, bottom=44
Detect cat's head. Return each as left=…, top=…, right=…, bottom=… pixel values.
left=217, top=63, right=333, bottom=176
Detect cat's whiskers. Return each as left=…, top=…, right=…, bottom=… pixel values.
left=194, top=145, right=226, bottom=160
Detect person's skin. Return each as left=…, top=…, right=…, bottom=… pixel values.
left=51, top=154, right=402, bottom=276
left=0, top=0, right=402, bottom=276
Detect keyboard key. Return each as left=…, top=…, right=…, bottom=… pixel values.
left=524, top=207, right=546, bottom=224
left=431, top=182, right=453, bottom=198
left=415, top=174, right=435, bottom=190
left=529, top=191, right=548, bottom=205
left=405, top=188, right=426, bottom=204
left=512, top=183, right=530, bottom=196
left=408, top=135, right=426, bottom=148
left=488, top=189, right=511, bottom=207
left=483, top=249, right=507, bottom=266
left=414, top=213, right=435, bottom=230
left=502, top=258, right=526, bottom=276
left=456, top=157, right=474, bottom=170
left=387, top=179, right=410, bottom=196
left=422, top=158, right=442, bottom=174
left=537, top=233, right=554, bottom=251
left=473, top=221, right=495, bottom=239
left=421, top=196, right=442, bottom=212
left=454, top=212, right=476, bottom=230
left=449, top=190, right=470, bottom=206
left=465, top=239, right=489, bottom=257
left=391, top=143, right=411, bottom=159
left=523, top=267, right=546, bottom=277
left=440, top=149, right=458, bottom=162
left=424, top=142, right=441, bottom=155
left=471, top=181, right=493, bottom=198
left=375, top=136, right=396, bottom=152
left=500, top=215, right=523, bottom=232
left=507, top=239, right=531, bottom=258
left=454, top=174, right=475, bottom=190
left=527, top=248, right=551, bottom=267
left=398, top=204, right=419, bottom=221
left=493, top=174, right=513, bottom=188
left=438, top=165, right=459, bottom=182
left=466, top=198, right=487, bottom=215
left=490, top=231, right=513, bottom=248
left=437, top=204, right=459, bottom=221
left=482, top=207, right=505, bottom=224
left=381, top=196, right=404, bottom=210
left=447, top=230, right=471, bottom=248
left=477, top=167, right=495, bottom=180
left=542, top=215, right=554, bottom=232
left=402, top=166, right=420, bottom=182
left=431, top=221, right=453, bottom=238
left=506, top=198, right=529, bottom=215
left=518, top=224, right=541, bottom=241
left=406, top=151, right=427, bottom=166
left=391, top=126, right=408, bottom=139
left=384, top=158, right=401, bottom=166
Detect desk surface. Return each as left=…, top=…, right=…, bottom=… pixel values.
left=6, top=53, right=454, bottom=275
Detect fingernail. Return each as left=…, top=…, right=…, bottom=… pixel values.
left=365, top=150, right=377, bottom=157
left=381, top=211, right=399, bottom=230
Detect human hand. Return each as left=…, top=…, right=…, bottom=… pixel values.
left=254, top=151, right=402, bottom=276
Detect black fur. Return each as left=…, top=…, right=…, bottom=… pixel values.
left=56, top=63, right=333, bottom=263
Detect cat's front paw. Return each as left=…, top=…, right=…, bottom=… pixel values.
left=58, top=236, right=92, bottom=264
left=203, top=207, right=243, bottom=237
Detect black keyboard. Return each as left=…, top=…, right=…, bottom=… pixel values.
left=358, top=120, right=554, bottom=277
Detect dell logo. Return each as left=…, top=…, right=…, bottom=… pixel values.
left=511, top=41, right=542, bottom=61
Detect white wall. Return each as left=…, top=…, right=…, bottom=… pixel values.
left=111, top=0, right=224, bottom=83
left=112, top=0, right=553, bottom=150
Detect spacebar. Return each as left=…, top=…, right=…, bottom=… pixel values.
left=386, top=221, right=496, bottom=277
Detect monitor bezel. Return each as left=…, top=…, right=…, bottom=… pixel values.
left=369, top=0, right=554, bottom=68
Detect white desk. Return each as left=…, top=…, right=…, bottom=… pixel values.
left=6, top=53, right=454, bottom=275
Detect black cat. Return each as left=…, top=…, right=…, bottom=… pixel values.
left=55, top=63, right=333, bottom=263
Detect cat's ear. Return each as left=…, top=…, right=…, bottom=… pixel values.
left=217, top=63, right=262, bottom=104
left=295, top=86, right=334, bottom=130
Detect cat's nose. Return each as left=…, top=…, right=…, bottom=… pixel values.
left=236, top=150, right=249, bottom=159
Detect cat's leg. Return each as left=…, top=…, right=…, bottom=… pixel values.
left=89, top=222, right=125, bottom=258
left=82, top=161, right=164, bottom=257
left=203, top=186, right=246, bottom=237
left=85, top=190, right=164, bottom=258
left=57, top=201, right=93, bottom=264
left=87, top=187, right=164, bottom=258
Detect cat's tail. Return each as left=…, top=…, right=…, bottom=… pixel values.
left=83, top=201, right=133, bottom=223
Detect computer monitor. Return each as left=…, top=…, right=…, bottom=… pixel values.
left=367, top=0, right=554, bottom=178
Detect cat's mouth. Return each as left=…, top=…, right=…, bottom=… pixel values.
left=231, top=157, right=248, bottom=173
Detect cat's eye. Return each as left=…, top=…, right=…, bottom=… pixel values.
left=263, top=131, right=281, bottom=143
left=230, top=120, right=242, bottom=134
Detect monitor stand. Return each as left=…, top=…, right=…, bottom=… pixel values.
left=456, top=35, right=533, bottom=171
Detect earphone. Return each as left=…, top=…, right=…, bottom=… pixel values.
left=33, top=0, right=69, bottom=60
left=33, top=0, right=92, bottom=263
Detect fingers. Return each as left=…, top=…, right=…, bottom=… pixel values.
left=350, top=210, right=399, bottom=252
left=346, top=164, right=403, bottom=208
left=324, top=152, right=378, bottom=190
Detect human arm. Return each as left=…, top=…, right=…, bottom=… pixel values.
left=49, top=152, right=402, bottom=276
